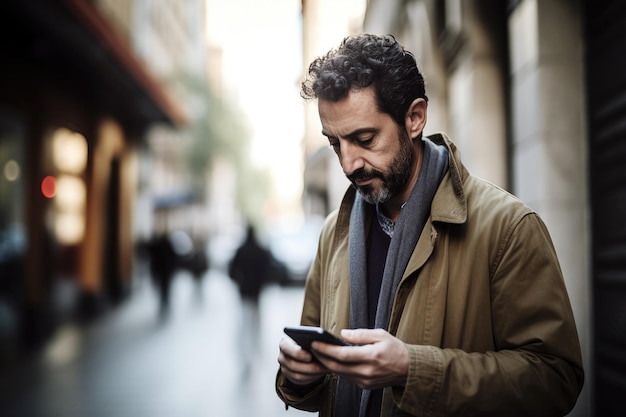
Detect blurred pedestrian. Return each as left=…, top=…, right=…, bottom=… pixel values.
left=228, top=222, right=273, bottom=378
left=276, top=34, right=584, bottom=417
left=148, top=233, right=177, bottom=317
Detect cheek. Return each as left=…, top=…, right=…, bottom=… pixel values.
left=370, top=149, right=398, bottom=173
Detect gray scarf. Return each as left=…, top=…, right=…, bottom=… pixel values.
left=335, top=137, right=449, bottom=417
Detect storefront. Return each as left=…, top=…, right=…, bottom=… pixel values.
left=0, top=0, right=183, bottom=345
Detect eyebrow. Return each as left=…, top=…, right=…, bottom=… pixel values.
left=321, top=127, right=378, bottom=140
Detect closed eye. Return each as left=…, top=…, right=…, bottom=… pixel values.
left=322, top=127, right=378, bottom=152
left=347, top=128, right=378, bottom=148
left=356, top=136, right=374, bottom=147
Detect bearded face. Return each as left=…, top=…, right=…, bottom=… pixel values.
left=319, top=87, right=423, bottom=209
left=347, top=126, right=415, bottom=205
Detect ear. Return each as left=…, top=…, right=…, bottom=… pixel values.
left=404, top=98, right=427, bottom=140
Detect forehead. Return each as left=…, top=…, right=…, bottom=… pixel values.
left=318, top=88, right=390, bottom=137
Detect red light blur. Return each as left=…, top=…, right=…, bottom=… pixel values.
left=41, top=175, right=56, bottom=198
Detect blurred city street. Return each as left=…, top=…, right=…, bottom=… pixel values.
left=0, top=261, right=311, bottom=417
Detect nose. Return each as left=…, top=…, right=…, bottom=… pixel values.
left=339, top=141, right=364, bottom=176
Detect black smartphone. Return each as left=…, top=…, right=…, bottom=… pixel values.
left=284, top=325, right=350, bottom=351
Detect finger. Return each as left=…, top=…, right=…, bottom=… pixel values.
left=278, top=350, right=329, bottom=386
left=311, top=342, right=366, bottom=365
left=340, top=328, right=388, bottom=345
left=280, top=336, right=315, bottom=362
left=279, top=338, right=330, bottom=374
left=279, top=354, right=326, bottom=376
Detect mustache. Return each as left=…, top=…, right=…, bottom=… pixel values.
left=347, top=168, right=383, bottom=183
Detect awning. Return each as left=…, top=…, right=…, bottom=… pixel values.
left=0, top=0, right=186, bottom=132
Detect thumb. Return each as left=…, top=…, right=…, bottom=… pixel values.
left=340, top=328, right=387, bottom=345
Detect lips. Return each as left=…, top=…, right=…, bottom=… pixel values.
left=354, top=177, right=374, bottom=187
left=348, top=170, right=379, bottom=189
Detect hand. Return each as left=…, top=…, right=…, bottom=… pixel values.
left=310, top=328, right=409, bottom=390
left=278, top=335, right=329, bottom=386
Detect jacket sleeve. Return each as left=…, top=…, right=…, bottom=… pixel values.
left=275, top=255, right=328, bottom=412
left=393, top=213, right=584, bottom=417
left=275, top=214, right=334, bottom=413
left=275, top=372, right=331, bottom=412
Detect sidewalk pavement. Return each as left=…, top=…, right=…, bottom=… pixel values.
left=0, top=268, right=310, bottom=417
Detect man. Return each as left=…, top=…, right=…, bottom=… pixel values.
left=276, top=34, right=583, bottom=417
left=229, top=223, right=273, bottom=377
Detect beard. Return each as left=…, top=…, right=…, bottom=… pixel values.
left=347, top=127, right=415, bottom=205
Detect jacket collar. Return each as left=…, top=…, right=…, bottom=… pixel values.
left=427, top=132, right=468, bottom=225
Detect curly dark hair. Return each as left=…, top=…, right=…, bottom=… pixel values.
left=301, top=34, right=428, bottom=126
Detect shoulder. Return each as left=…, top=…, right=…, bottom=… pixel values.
left=317, top=208, right=340, bottom=249
left=461, top=176, right=552, bottom=258
left=466, top=175, right=533, bottom=222
left=319, top=186, right=357, bottom=244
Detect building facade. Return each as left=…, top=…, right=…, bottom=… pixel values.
left=0, top=0, right=190, bottom=346
left=300, top=0, right=366, bottom=217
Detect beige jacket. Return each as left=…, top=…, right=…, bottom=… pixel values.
left=276, top=133, right=584, bottom=416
